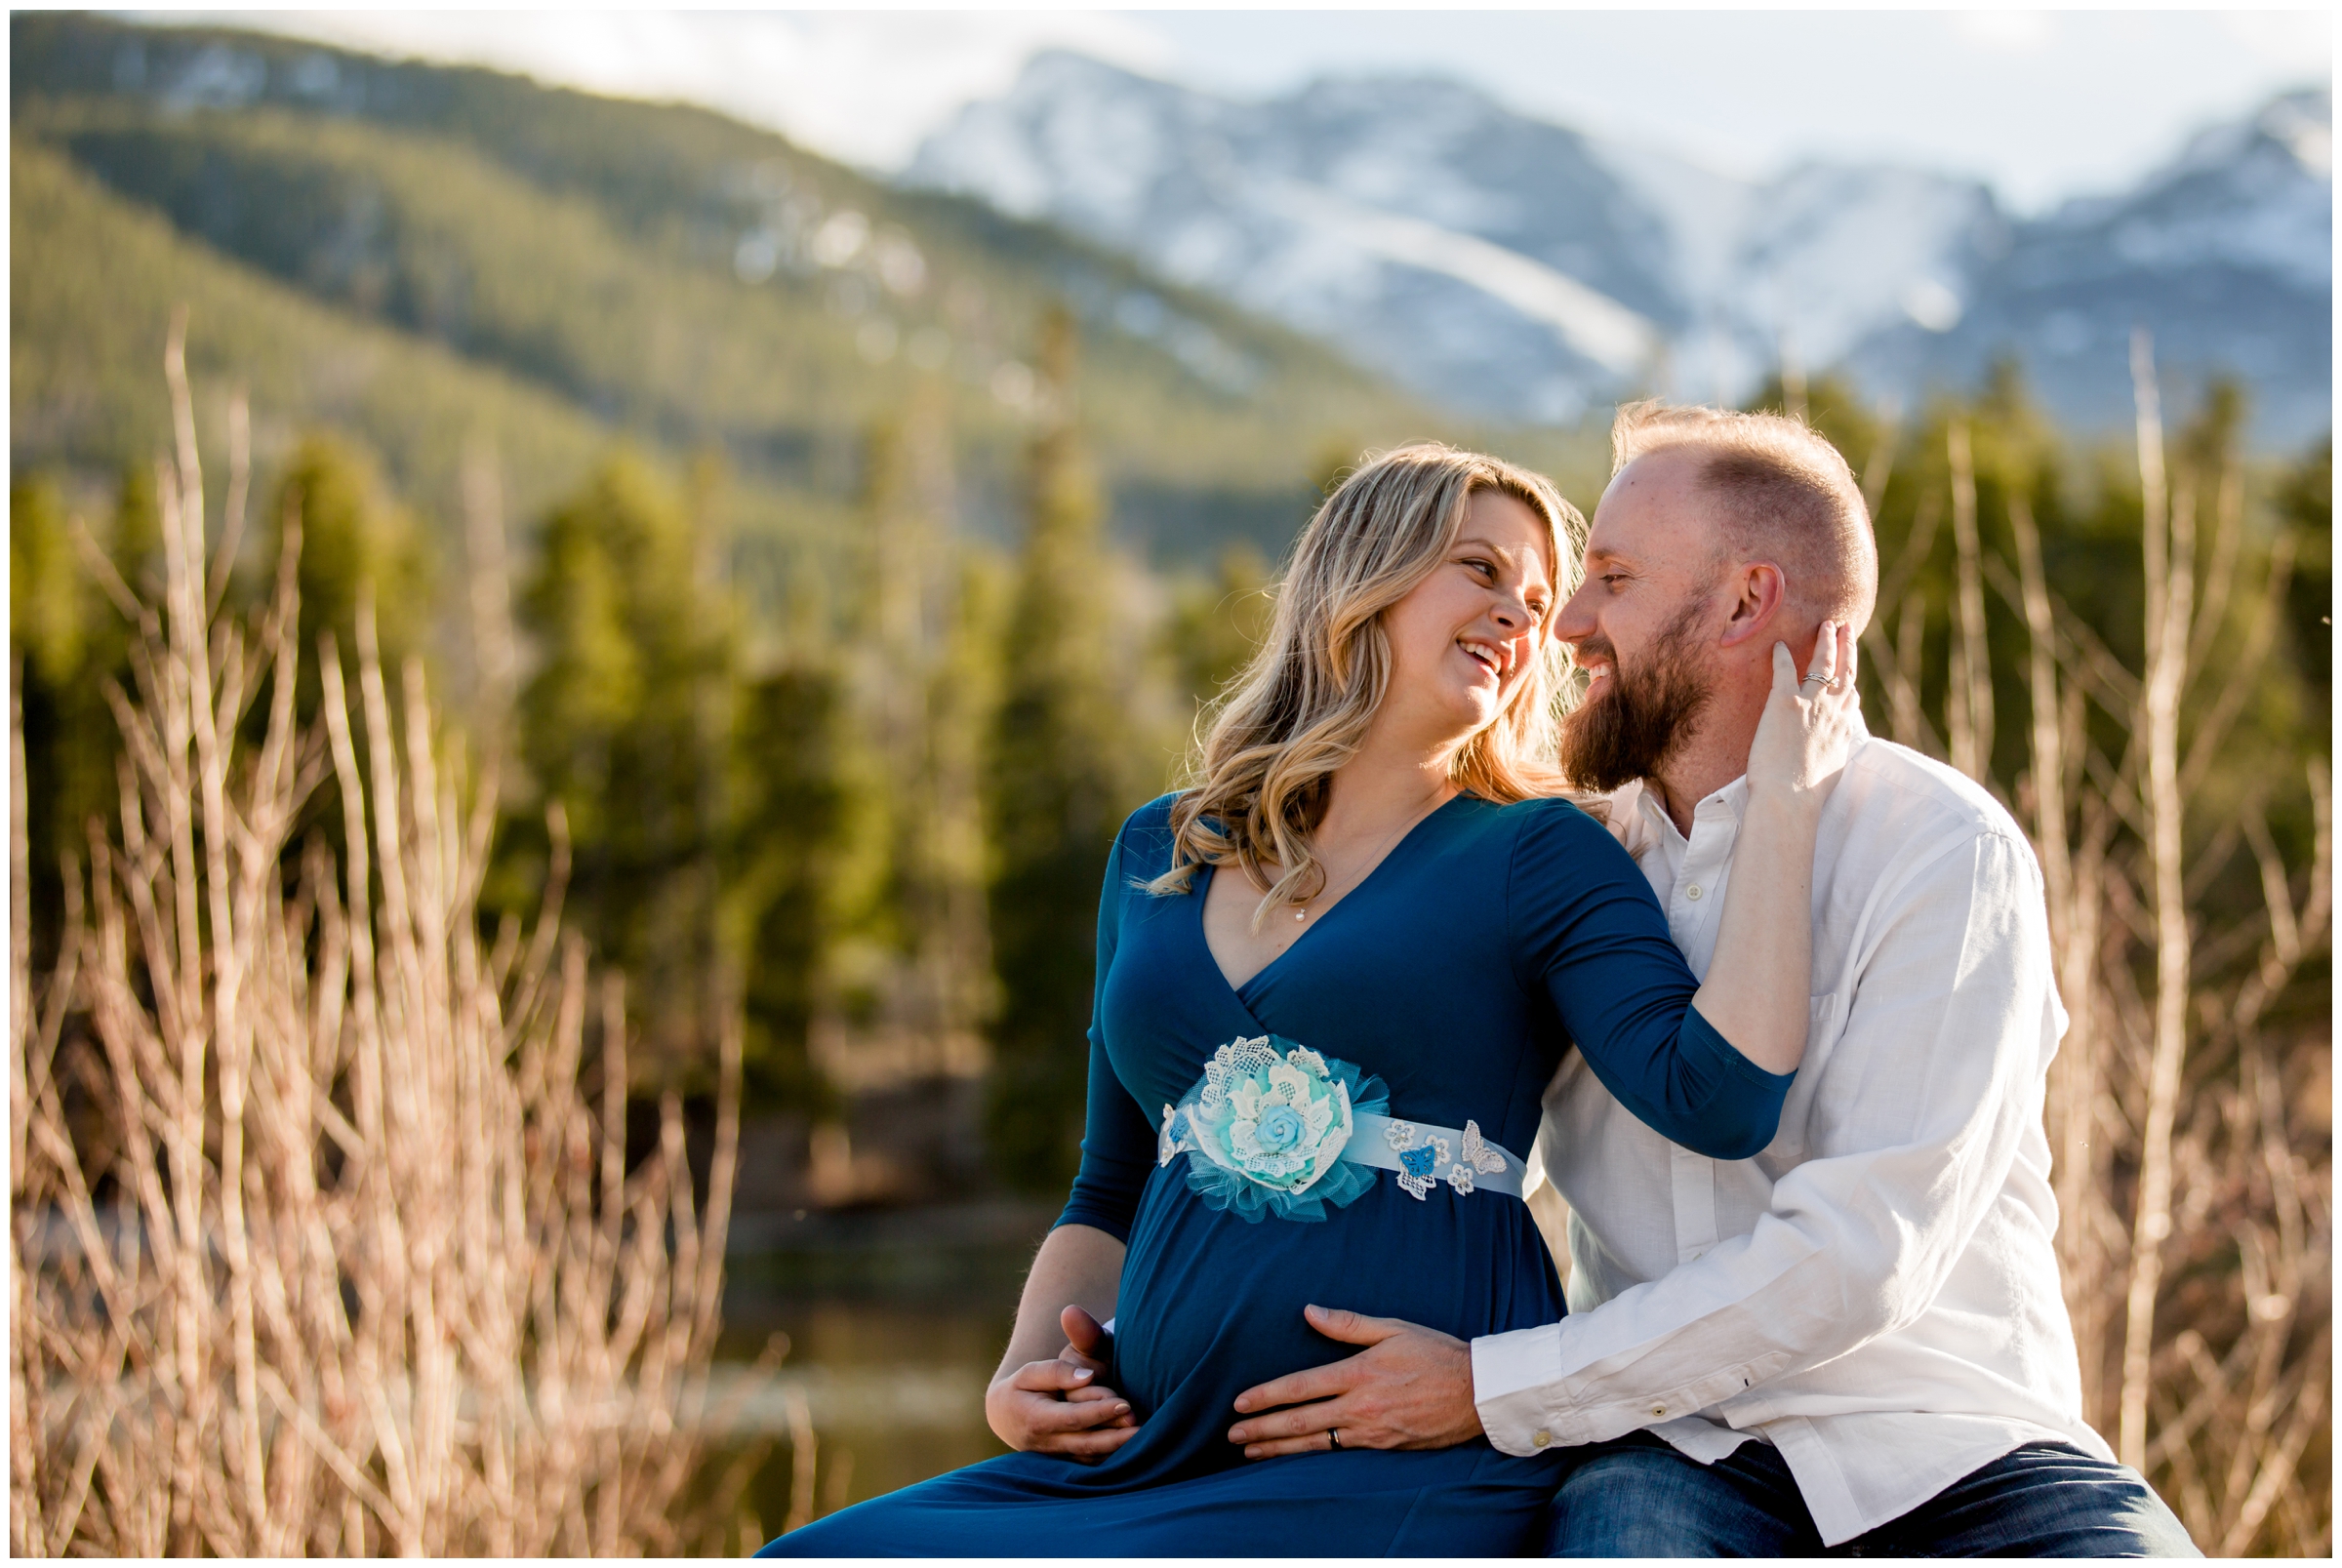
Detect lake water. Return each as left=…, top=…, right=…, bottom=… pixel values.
left=711, top=1201, right=1056, bottom=1539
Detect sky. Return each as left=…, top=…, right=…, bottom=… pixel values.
left=166, top=7, right=2334, bottom=213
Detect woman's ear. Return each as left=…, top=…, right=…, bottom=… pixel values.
left=1715, top=562, right=1787, bottom=650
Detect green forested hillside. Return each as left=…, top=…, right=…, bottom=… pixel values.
left=11, top=13, right=1451, bottom=569
left=13, top=132, right=637, bottom=537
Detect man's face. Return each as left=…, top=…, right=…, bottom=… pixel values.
left=1553, top=451, right=1724, bottom=789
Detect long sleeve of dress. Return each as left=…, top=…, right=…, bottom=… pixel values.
left=1053, top=824, right=1158, bottom=1242
left=1509, top=801, right=1792, bottom=1161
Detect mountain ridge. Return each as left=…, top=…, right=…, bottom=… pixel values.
left=909, top=53, right=2331, bottom=446
left=11, top=14, right=1459, bottom=572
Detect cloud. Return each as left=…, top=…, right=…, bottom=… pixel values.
left=2213, top=10, right=2336, bottom=75
left=1948, top=10, right=2057, bottom=55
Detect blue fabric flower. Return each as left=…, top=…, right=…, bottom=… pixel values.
left=1255, top=1105, right=1304, bottom=1152
left=1170, top=1036, right=1389, bottom=1223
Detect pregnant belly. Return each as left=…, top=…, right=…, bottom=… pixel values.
left=1110, top=1163, right=1564, bottom=1442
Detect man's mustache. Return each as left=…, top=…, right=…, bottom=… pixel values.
left=1568, top=638, right=1617, bottom=689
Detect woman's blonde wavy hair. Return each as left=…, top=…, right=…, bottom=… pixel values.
left=1150, top=443, right=1585, bottom=919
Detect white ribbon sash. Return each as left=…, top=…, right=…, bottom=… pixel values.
left=1345, top=1112, right=1525, bottom=1200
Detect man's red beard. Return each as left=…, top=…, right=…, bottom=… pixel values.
left=1557, top=601, right=1715, bottom=792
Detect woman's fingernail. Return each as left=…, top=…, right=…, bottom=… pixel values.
left=1073, top=1368, right=1092, bottom=1380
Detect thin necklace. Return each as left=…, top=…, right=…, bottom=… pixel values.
left=1291, top=785, right=1453, bottom=923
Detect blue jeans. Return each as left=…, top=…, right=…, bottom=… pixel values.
left=1546, top=1433, right=2200, bottom=1557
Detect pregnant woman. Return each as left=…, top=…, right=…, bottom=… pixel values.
left=762, top=443, right=1854, bottom=1556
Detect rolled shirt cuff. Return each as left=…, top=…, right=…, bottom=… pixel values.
left=1473, top=1322, right=1566, bottom=1456
left=1474, top=1319, right=1797, bottom=1457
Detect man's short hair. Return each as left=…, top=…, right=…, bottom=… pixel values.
left=1611, top=400, right=1878, bottom=633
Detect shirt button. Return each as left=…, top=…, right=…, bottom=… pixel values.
left=1685, top=884, right=1703, bottom=901
left=1651, top=1405, right=1668, bottom=1418
left=1532, top=1429, right=1553, bottom=1449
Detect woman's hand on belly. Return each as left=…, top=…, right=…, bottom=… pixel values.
left=986, top=1354, right=1140, bottom=1461
left=1224, top=1306, right=1483, bottom=1460
left=987, top=1307, right=1141, bottom=1462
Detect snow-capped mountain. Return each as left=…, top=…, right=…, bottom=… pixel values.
left=911, top=57, right=1682, bottom=421
left=1853, top=87, right=2332, bottom=446
left=909, top=55, right=2331, bottom=444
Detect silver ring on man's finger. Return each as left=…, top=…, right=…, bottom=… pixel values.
left=1327, top=1428, right=1343, bottom=1451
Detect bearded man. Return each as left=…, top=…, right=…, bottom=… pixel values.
left=1215, top=402, right=2198, bottom=1556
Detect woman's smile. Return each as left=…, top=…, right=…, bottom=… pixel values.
left=1456, top=634, right=1507, bottom=683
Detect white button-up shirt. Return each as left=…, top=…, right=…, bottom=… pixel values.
left=1473, top=721, right=2115, bottom=1547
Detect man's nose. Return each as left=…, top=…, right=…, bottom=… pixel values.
left=1551, top=583, right=1597, bottom=646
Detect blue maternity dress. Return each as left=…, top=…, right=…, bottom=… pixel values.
left=761, top=792, right=1791, bottom=1557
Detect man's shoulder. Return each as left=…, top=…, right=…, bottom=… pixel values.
left=1835, top=738, right=2039, bottom=871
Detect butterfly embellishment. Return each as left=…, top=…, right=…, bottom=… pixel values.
left=1445, top=1120, right=1506, bottom=1196
left=1459, top=1120, right=1506, bottom=1176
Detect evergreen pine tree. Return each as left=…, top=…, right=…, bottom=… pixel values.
left=12, top=476, right=118, bottom=956
left=516, top=451, right=732, bottom=1074
left=730, top=664, right=852, bottom=1113
left=840, top=388, right=996, bottom=1081
left=11, top=467, right=184, bottom=956
left=984, top=307, right=1134, bottom=1190
left=271, top=434, right=432, bottom=714
left=2273, top=438, right=2329, bottom=709
left=1167, top=543, right=1273, bottom=717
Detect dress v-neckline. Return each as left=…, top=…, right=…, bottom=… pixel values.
left=1194, top=794, right=1468, bottom=1000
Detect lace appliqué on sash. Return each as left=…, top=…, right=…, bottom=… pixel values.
left=1384, top=1118, right=1507, bottom=1199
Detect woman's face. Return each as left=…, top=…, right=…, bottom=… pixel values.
left=1375, top=489, right=1555, bottom=750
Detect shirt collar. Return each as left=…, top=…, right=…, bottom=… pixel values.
left=1630, top=709, right=1873, bottom=851
left=1631, top=774, right=1744, bottom=854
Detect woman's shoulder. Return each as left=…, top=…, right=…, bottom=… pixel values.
left=1120, top=790, right=1185, bottom=837
left=1111, top=791, right=1188, bottom=876
left=1475, top=792, right=1643, bottom=885
left=1475, top=790, right=1608, bottom=838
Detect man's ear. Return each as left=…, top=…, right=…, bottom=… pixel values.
left=1714, top=562, right=1788, bottom=651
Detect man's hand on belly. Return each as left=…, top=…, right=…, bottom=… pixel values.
left=1226, top=1306, right=1482, bottom=1459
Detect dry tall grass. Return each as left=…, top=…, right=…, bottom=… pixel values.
left=1861, top=333, right=2330, bottom=1555
left=10, top=337, right=767, bottom=1554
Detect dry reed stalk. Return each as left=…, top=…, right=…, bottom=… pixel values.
left=10, top=332, right=768, bottom=1555
left=2118, top=328, right=2198, bottom=1469
left=1943, top=420, right=1994, bottom=782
